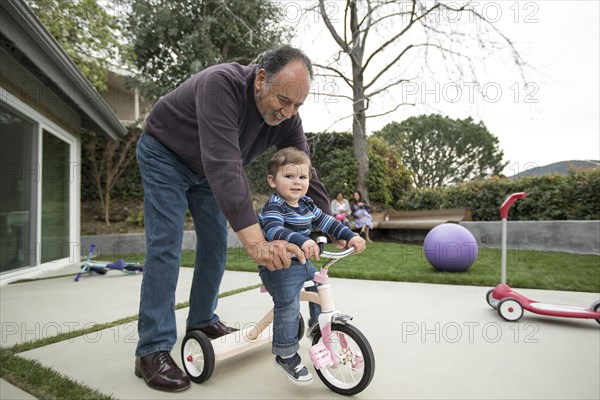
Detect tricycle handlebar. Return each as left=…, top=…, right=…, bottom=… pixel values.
left=316, top=236, right=356, bottom=260
left=321, top=247, right=355, bottom=259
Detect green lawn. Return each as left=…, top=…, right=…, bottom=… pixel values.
left=145, top=241, right=600, bottom=293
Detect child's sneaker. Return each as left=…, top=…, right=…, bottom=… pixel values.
left=274, top=353, right=313, bottom=385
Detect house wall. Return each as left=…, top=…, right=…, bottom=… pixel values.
left=0, top=47, right=81, bottom=138
left=1, top=52, right=82, bottom=284
left=100, top=71, right=150, bottom=125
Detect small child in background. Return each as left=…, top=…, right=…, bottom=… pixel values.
left=258, top=147, right=366, bottom=385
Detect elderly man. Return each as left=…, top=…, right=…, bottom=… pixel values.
left=134, top=46, right=333, bottom=391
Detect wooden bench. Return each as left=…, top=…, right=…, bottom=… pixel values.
left=352, top=208, right=472, bottom=231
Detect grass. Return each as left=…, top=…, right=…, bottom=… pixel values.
left=177, top=241, right=599, bottom=293
left=0, top=345, right=114, bottom=400
left=0, top=284, right=260, bottom=400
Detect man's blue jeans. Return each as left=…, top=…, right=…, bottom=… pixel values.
left=135, top=132, right=228, bottom=357
left=259, top=260, right=320, bottom=357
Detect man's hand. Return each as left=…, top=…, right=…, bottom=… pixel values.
left=347, top=236, right=366, bottom=254
left=245, top=240, right=306, bottom=271
left=301, top=239, right=320, bottom=261
left=237, top=224, right=305, bottom=271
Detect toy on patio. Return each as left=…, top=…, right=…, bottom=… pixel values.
left=74, top=244, right=144, bottom=282
left=181, top=237, right=375, bottom=396
left=486, top=192, right=600, bottom=325
left=423, top=223, right=478, bottom=272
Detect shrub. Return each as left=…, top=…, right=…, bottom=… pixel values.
left=397, top=168, right=600, bottom=221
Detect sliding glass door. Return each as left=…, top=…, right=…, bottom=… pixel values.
left=1, top=101, right=77, bottom=276
left=41, top=130, right=71, bottom=263
left=0, top=104, right=36, bottom=272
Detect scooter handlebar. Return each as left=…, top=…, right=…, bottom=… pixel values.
left=500, top=192, right=527, bottom=219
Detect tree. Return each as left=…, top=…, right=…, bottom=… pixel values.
left=26, top=0, right=126, bottom=91
left=310, top=0, right=527, bottom=199
left=308, top=132, right=358, bottom=198
left=244, top=131, right=414, bottom=209
left=375, top=114, right=506, bottom=189
left=127, top=0, right=291, bottom=101
left=27, top=0, right=140, bottom=226
left=82, top=129, right=140, bottom=225
left=367, top=136, right=413, bottom=207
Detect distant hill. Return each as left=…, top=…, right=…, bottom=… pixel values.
left=512, top=160, right=599, bottom=179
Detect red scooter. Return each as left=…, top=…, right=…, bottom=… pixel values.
left=486, top=192, right=600, bottom=324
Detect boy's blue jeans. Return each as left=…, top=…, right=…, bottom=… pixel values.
left=259, top=260, right=320, bottom=357
left=135, top=132, right=228, bottom=357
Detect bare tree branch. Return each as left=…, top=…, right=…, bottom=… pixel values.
left=318, top=0, right=351, bottom=55
left=364, top=43, right=423, bottom=91
left=363, top=2, right=442, bottom=72
left=365, top=76, right=412, bottom=98
left=314, top=63, right=353, bottom=89
left=366, top=102, right=414, bottom=119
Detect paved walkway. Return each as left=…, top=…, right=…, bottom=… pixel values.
left=1, top=264, right=599, bottom=399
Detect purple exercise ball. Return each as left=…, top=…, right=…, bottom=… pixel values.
left=423, top=223, right=478, bottom=272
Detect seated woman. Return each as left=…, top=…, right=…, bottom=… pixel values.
left=330, top=192, right=351, bottom=228
left=352, top=191, right=373, bottom=242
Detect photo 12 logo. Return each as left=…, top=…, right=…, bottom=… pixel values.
left=398, top=81, right=540, bottom=105
left=401, top=321, right=540, bottom=344
left=1, top=321, right=139, bottom=345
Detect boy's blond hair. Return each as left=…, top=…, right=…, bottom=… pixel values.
left=267, top=147, right=312, bottom=178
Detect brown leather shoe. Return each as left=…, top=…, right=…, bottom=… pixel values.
left=186, top=320, right=239, bottom=339
left=135, top=351, right=191, bottom=392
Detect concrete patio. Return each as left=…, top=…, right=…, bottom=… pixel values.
left=1, top=263, right=599, bottom=399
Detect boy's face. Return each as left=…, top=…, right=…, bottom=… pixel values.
left=268, top=162, right=310, bottom=206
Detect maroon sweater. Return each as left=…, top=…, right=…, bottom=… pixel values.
left=144, top=62, right=330, bottom=232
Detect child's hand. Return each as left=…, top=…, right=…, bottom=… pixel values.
left=301, top=240, right=321, bottom=261
left=347, top=235, right=366, bottom=254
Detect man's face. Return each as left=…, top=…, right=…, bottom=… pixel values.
left=255, top=61, right=311, bottom=126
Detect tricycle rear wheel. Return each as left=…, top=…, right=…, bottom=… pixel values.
left=181, top=331, right=215, bottom=383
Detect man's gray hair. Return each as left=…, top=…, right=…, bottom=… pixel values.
left=257, top=45, right=314, bottom=81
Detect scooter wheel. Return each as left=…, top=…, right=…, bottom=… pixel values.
left=181, top=331, right=215, bottom=383
left=591, top=299, right=600, bottom=326
left=497, top=298, right=523, bottom=322
left=486, top=289, right=498, bottom=309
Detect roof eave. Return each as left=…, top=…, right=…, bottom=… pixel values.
left=0, top=0, right=127, bottom=140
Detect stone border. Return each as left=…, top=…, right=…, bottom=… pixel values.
left=460, top=221, right=600, bottom=255
left=81, top=221, right=600, bottom=256
left=80, top=230, right=243, bottom=258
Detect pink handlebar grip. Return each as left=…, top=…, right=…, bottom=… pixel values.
left=500, top=192, right=527, bottom=219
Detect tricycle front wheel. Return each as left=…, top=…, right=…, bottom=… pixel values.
left=311, top=323, right=375, bottom=396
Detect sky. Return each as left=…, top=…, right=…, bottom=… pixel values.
left=284, top=0, right=600, bottom=176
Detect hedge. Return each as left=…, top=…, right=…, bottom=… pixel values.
left=399, top=168, right=600, bottom=221
left=82, top=131, right=599, bottom=222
